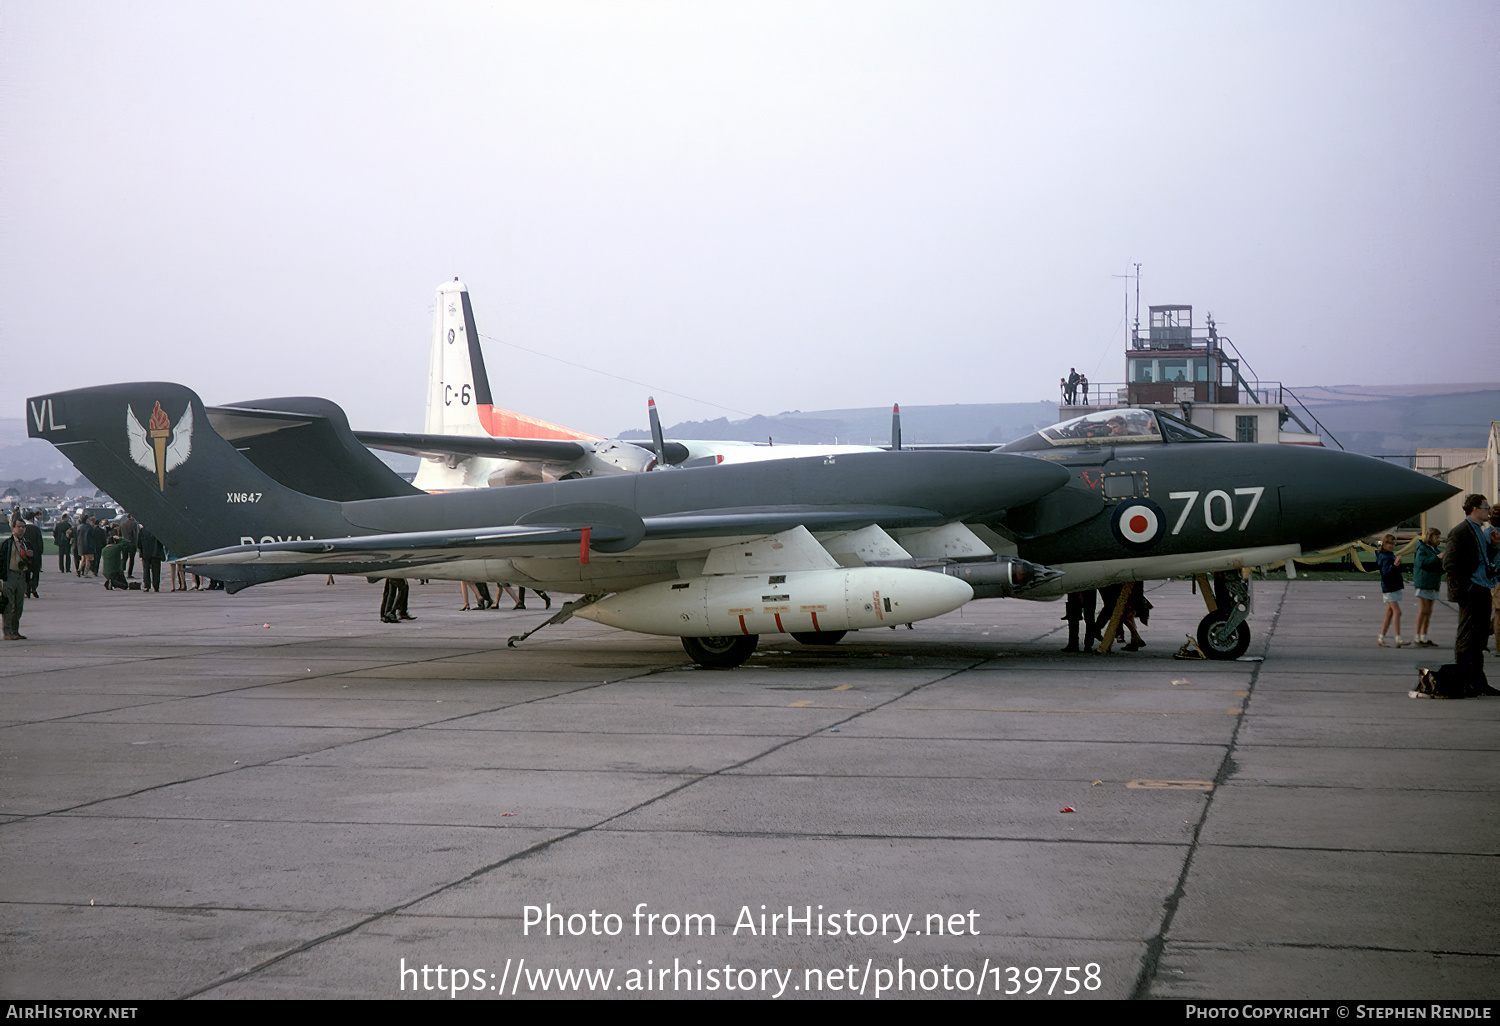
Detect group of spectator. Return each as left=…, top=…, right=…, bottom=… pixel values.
left=2, top=504, right=224, bottom=641
left=1060, top=368, right=1090, bottom=405
left=30, top=511, right=172, bottom=596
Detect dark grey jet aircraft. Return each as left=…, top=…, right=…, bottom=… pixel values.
left=28, top=384, right=1456, bottom=666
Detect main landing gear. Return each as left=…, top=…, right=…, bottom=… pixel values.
left=1194, top=571, right=1251, bottom=660
left=682, top=634, right=759, bottom=668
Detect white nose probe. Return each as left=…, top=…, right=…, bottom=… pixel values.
left=575, top=566, right=975, bottom=637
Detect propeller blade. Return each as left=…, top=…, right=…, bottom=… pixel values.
left=647, top=397, right=668, bottom=469
left=891, top=403, right=902, bottom=451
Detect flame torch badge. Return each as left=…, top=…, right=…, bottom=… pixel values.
left=127, top=401, right=194, bottom=490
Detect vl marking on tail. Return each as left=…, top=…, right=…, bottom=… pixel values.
left=29, top=397, right=66, bottom=433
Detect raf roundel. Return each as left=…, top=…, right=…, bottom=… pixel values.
left=1111, top=498, right=1165, bottom=548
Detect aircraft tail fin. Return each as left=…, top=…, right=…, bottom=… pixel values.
left=424, top=279, right=596, bottom=442
left=425, top=279, right=493, bottom=438
left=417, top=278, right=602, bottom=490
left=26, top=383, right=348, bottom=560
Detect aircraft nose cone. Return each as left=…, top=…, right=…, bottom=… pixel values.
left=1280, top=449, right=1460, bottom=549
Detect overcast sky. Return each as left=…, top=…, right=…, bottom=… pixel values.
left=2, top=1, right=1494, bottom=437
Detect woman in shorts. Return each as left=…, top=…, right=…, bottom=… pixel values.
left=1412, top=527, right=1443, bottom=647
left=1375, top=533, right=1407, bottom=647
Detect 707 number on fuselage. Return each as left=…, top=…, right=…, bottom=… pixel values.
left=1168, top=486, right=1264, bottom=535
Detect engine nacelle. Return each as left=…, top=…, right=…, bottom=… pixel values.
left=580, top=440, right=658, bottom=475
left=575, top=567, right=975, bottom=637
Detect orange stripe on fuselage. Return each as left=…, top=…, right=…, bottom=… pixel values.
left=476, top=404, right=600, bottom=442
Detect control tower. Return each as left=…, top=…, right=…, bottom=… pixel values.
left=1125, top=306, right=1242, bottom=405
left=1061, top=303, right=1323, bottom=445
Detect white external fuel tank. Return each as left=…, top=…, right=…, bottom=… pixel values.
left=574, top=567, right=975, bottom=637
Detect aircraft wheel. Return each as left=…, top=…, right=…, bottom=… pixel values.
left=682, top=634, right=759, bottom=668
left=790, top=630, right=847, bottom=646
left=1197, top=610, right=1250, bottom=660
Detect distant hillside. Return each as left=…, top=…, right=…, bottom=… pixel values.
left=1290, top=385, right=1499, bottom=454
left=618, top=402, right=1059, bottom=447
left=621, top=384, right=1500, bottom=455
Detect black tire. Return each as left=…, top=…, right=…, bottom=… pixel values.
left=681, top=634, right=759, bottom=668
left=789, top=630, right=847, bottom=646
left=1197, top=609, right=1250, bottom=660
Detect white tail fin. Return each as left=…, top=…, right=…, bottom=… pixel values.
left=424, top=279, right=492, bottom=438
left=415, top=279, right=600, bottom=491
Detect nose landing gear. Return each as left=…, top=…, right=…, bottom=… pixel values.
left=1194, top=571, right=1251, bottom=660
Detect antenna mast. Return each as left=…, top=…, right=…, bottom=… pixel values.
left=1133, top=262, right=1141, bottom=340
left=1113, top=263, right=1143, bottom=347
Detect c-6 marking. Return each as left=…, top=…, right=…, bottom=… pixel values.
left=1167, top=486, right=1264, bottom=534
left=227, top=492, right=263, bottom=503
